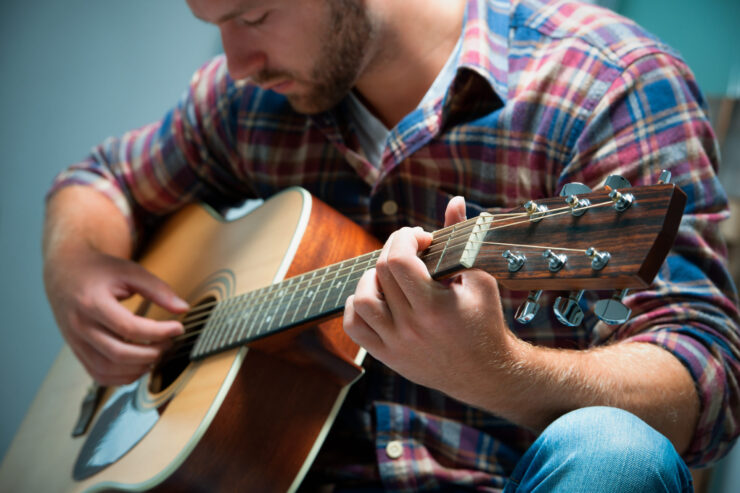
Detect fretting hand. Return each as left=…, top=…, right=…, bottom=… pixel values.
left=343, top=197, right=521, bottom=404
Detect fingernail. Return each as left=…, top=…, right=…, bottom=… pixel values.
left=173, top=296, right=190, bottom=310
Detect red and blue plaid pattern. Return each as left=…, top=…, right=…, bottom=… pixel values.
left=50, top=0, right=739, bottom=488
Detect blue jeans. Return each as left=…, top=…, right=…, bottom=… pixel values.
left=504, top=406, right=694, bottom=492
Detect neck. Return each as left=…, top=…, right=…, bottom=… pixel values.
left=354, top=0, right=467, bottom=128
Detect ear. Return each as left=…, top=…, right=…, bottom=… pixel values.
left=444, top=196, right=467, bottom=227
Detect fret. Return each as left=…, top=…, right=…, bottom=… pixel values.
left=317, top=263, right=342, bottom=314
left=276, top=275, right=301, bottom=328
left=302, top=275, right=321, bottom=318
left=323, top=260, right=350, bottom=314
left=291, top=268, right=325, bottom=324
left=254, top=283, right=285, bottom=338
left=217, top=297, right=241, bottom=349
left=229, top=290, right=258, bottom=345
left=248, top=284, right=278, bottom=340
left=199, top=298, right=230, bottom=355
left=245, top=284, right=276, bottom=340
left=277, top=271, right=316, bottom=327
left=334, top=258, right=357, bottom=309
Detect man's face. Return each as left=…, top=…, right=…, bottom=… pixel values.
left=187, top=0, right=376, bottom=114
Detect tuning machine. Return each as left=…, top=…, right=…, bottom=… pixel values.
left=594, top=289, right=631, bottom=325
left=524, top=201, right=548, bottom=222
left=543, top=249, right=567, bottom=272
left=554, top=290, right=585, bottom=326
left=515, top=290, right=542, bottom=324
left=585, top=247, right=610, bottom=270
left=604, top=175, right=631, bottom=190
left=502, top=250, right=526, bottom=272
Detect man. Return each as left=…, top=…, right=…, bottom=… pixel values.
left=43, top=0, right=739, bottom=490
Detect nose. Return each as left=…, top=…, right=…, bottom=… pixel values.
left=219, top=24, right=267, bottom=80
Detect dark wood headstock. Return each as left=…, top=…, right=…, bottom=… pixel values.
left=424, top=183, right=686, bottom=292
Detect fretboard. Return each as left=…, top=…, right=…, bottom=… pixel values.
left=189, top=220, right=480, bottom=360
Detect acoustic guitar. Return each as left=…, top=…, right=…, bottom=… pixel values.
left=0, top=179, right=685, bottom=492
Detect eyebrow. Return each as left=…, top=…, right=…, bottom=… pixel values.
left=193, top=8, right=244, bottom=25
left=193, top=1, right=265, bottom=25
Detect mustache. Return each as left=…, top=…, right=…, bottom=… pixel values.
left=251, top=69, right=295, bottom=86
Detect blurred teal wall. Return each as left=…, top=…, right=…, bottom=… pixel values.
left=617, top=0, right=740, bottom=97
left=0, top=0, right=219, bottom=460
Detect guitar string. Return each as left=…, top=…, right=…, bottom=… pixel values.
left=171, top=200, right=613, bottom=342
left=171, top=199, right=612, bottom=327
left=155, top=199, right=617, bottom=364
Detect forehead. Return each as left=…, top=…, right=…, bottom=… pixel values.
left=187, top=0, right=270, bottom=24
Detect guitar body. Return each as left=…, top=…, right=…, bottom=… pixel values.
left=0, top=188, right=379, bottom=492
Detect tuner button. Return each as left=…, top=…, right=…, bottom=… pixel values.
left=658, top=170, right=672, bottom=184
left=515, top=290, right=542, bottom=325
left=502, top=250, right=526, bottom=272
left=543, top=249, right=567, bottom=272
left=594, top=289, right=632, bottom=325
left=554, top=290, right=585, bottom=327
left=560, top=182, right=592, bottom=197
left=604, top=175, right=632, bottom=190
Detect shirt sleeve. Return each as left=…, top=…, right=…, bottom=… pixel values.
left=565, top=50, right=740, bottom=467
left=46, top=55, right=254, bottom=245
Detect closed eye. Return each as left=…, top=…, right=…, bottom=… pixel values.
left=238, top=11, right=269, bottom=27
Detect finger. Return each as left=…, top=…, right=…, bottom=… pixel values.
left=84, top=321, right=171, bottom=366
left=72, top=335, right=152, bottom=385
left=444, top=196, right=467, bottom=227
left=378, top=227, right=434, bottom=310
left=343, top=294, right=384, bottom=353
left=117, top=263, right=190, bottom=314
left=375, top=230, right=413, bottom=312
left=351, top=268, right=394, bottom=338
left=91, top=295, right=185, bottom=343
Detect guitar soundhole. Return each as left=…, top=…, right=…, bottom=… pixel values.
left=148, top=296, right=216, bottom=394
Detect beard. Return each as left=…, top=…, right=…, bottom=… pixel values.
left=254, top=0, right=376, bottom=114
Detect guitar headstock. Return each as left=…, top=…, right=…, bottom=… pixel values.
left=423, top=176, right=686, bottom=325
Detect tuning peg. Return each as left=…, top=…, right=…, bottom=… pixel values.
left=559, top=182, right=592, bottom=197
left=515, top=290, right=542, bottom=324
left=608, top=189, right=634, bottom=212
left=604, top=175, right=631, bottom=190
left=554, top=290, right=585, bottom=326
left=658, top=170, right=672, bottom=184
left=543, top=249, right=567, bottom=272
left=594, top=289, right=632, bottom=325
left=502, top=250, right=526, bottom=272
left=585, top=247, right=610, bottom=270
left=565, top=194, right=591, bottom=216
left=524, top=201, right=548, bottom=222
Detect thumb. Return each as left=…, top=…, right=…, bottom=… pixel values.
left=444, top=196, right=467, bottom=227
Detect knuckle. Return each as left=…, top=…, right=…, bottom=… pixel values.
left=105, top=344, right=129, bottom=364
left=116, top=319, right=144, bottom=341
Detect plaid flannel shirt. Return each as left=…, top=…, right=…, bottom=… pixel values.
left=50, top=0, right=740, bottom=490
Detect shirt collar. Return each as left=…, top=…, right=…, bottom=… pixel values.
left=456, top=0, right=511, bottom=102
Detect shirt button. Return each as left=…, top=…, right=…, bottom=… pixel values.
left=382, top=200, right=398, bottom=216
left=385, top=440, right=403, bottom=459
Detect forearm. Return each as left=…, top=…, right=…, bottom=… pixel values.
left=484, top=338, right=699, bottom=455
left=43, top=185, right=134, bottom=263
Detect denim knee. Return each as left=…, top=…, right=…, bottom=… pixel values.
left=505, top=406, right=693, bottom=493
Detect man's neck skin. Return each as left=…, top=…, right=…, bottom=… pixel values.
left=355, top=0, right=467, bottom=129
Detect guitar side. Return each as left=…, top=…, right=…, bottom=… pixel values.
left=0, top=188, right=378, bottom=492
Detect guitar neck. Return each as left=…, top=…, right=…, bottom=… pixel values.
left=190, top=183, right=685, bottom=360
left=189, top=226, right=476, bottom=360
